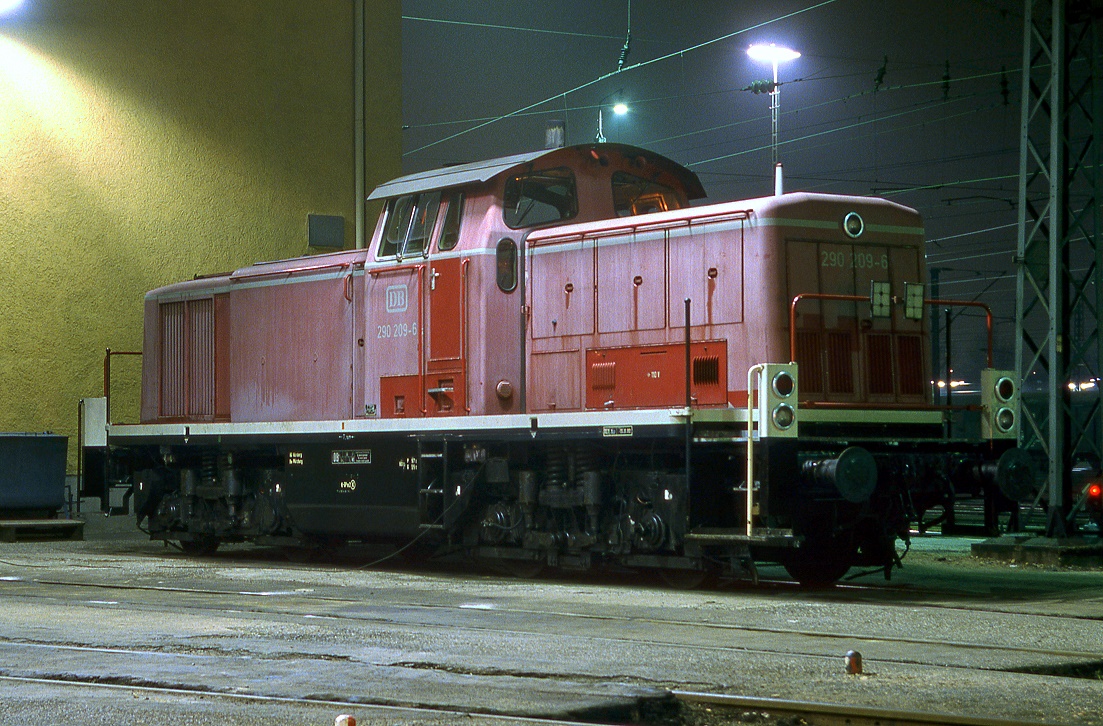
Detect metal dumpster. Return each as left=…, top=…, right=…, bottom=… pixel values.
left=0, top=433, right=68, bottom=514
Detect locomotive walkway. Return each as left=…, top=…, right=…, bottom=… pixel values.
left=0, top=514, right=1098, bottom=725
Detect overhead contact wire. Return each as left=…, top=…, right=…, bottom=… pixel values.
left=404, top=0, right=842, bottom=156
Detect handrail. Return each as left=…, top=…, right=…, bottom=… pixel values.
left=788, top=293, right=993, bottom=368
left=528, top=207, right=754, bottom=246
left=416, top=264, right=427, bottom=414
left=461, top=258, right=471, bottom=413
left=103, top=348, right=143, bottom=424
left=745, top=364, right=764, bottom=538
left=926, top=297, right=994, bottom=368
left=229, top=261, right=350, bottom=282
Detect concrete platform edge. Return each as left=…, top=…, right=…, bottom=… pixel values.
left=972, top=535, right=1103, bottom=566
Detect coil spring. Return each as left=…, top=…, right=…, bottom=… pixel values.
left=545, top=446, right=568, bottom=488
left=573, top=448, right=597, bottom=485
left=199, top=454, right=218, bottom=482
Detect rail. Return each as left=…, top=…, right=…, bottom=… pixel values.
left=102, top=348, right=143, bottom=424
left=673, top=691, right=1050, bottom=726
left=789, top=293, right=993, bottom=367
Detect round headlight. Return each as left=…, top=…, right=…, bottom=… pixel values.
left=843, top=212, right=864, bottom=238
left=996, top=376, right=1015, bottom=402
left=996, top=407, right=1015, bottom=433
left=772, top=370, right=795, bottom=398
left=772, top=403, right=795, bottom=430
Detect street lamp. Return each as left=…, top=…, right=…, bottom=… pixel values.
left=747, top=43, right=800, bottom=194
left=595, top=96, right=628, bottom=143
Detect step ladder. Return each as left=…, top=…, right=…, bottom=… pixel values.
left=416, top=438, right=447, bottom=530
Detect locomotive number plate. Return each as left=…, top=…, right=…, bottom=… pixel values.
left=602, top=426, right=634, bottom=438
left=332, top=449, right=372, bottom=465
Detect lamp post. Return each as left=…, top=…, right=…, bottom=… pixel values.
left=595, top=96, right=628, bottom=143
left=747, top=43, right=800, bottom=194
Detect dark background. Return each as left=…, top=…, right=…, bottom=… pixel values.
left=400, top=1, right=1025, bottom=382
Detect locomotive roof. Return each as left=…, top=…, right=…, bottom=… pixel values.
left=368, top=143, right=706, bottom=201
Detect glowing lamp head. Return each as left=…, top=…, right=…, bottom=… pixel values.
left=747, top=43, right=801, bottom=65
left=612, top=102, right=629, bottom=116
left=0, top=0, right=24, bottom=15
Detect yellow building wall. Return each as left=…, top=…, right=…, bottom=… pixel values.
left=0, top=1, right=402, bottom=472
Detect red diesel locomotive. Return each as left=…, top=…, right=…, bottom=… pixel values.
left=107, top=143, right=1032, bottom=585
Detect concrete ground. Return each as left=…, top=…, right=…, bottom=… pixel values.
left=0, top=509, right=1100, bottom=725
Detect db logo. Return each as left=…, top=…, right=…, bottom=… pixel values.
left=338, top=479, right=357, bottom=493
left=385, top=285, right=408, bottom=313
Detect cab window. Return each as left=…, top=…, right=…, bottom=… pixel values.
left=496, top=238, right=518, bottom=292
left=503, top=167, right=577, bottom=229
left=438, top=192, right=464, bottom=251
left=378, top=191, right=441, bottom=258
left=612, top=171, right=684, bottom=217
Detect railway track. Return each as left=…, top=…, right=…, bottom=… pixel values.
left=0, top=673, right=593, bottom=726
left=1, top=548, right=1099, bottom=725
left=9, top=574, right=1100, bottom=667
left=0, top=673, right=1057, bottom=726
left=672, top=691, right=1054, bottom=726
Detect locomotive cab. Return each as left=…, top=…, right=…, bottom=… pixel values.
left=362, top=144, right=706, bottom=419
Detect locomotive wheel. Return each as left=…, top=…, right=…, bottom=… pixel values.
left=782, top=536, right=855, bottom=587
left=179, top=536, right=220, bottom=557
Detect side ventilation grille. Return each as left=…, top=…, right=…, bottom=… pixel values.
left=692, top=356, right=720, bottom=385
left=867, top=334, right=894, bottom=395
left=159, top=298, right=215, bottom=419
left=827, top=331, right=854, bottom=394
left=591, top=361, right=616, bottom=390
left=896, top=335, right=925, bottom=396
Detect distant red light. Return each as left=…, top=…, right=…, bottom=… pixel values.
left=1089, top=483, right=1102, bottom=499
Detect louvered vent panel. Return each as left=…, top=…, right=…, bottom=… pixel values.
left=591, top=361, right=616, bottom=389
left=692, top=356, right=720, bottom=386
left=188, top=298, right=215, bottom=417
left=826, top=331, right=854, bottom=394
left=896, top=335, right=925, bottom=396
left=795, top=330, right=823, bottom=393
left=160, top=302, right=186, bottom=418
left=867, top=334, right=894, bottom=395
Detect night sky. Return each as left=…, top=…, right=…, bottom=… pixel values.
left=400, top=0, right=1024, bottom=377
